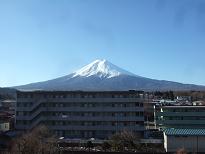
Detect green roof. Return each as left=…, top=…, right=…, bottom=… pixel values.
left=164, top=128, right=205, bottom=136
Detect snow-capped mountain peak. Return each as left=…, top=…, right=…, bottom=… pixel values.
left=72, top=59, right=136, bottom=78
left=14, top=59, right=205, bottom=91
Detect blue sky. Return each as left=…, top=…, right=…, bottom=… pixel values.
left=0, top=0, right=205, bottom=87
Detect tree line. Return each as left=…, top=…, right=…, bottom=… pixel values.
left=2, top=125, right=164, bottom=154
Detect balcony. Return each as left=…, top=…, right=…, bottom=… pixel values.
left=18, top=97, right=143, bottom=102
left=45, top=125, right=144, bottom=131
left=156, top=119, right=205, bottom=125
left=47, top=116, right=144, bottom=121
left=15, top=124, right=145, bottom=131
left=16, top=115, right=144, bottom=121
left=156, top=112, right=205, bottom=117
left=17, top=106, right=144, bottom=112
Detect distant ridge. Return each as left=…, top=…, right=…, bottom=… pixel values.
left=14, top=59, right=205, bottom=91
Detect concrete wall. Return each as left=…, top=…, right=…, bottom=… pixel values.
left=164, top=134, right=205, bottom=152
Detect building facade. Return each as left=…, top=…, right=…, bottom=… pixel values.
left=16, top=91, right=145, bottom=139
left=164, top=128, right=205, bottom=153
left=155, top=105, right=205, bottom=129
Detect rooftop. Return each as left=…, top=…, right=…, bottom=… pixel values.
left=162, top=106, right=205, bottom=108
left=164, top=128, right=205, bottom=136
left=16, top=90, right=145, bottom=94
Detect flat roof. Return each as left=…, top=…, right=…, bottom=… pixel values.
left=16, top=90, right=145, bottom=94
left=164, top=128, right=205, bottom=136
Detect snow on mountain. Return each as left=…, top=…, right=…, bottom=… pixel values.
left=14, top=59, right=205, bottom=91
left=72, top=59, right=136, bottom=78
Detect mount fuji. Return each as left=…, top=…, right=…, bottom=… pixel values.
left=15, top=59, right=205, bottom=91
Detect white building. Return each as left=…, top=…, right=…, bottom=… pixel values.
left=0, top=122, right=10, bottom=132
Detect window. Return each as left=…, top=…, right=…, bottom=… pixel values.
left=140, top=112, right=144, bottom=116
left=18, top=112, right=24, bottom=116
left=112, top=122, right=117, bottom=126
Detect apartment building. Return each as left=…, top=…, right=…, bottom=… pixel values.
left=155, top=105, right=205, bottom=129
left=16, top=90, right=145, bottom=139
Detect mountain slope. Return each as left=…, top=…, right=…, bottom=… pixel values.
left=14, top=59, right=205, bottom=91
